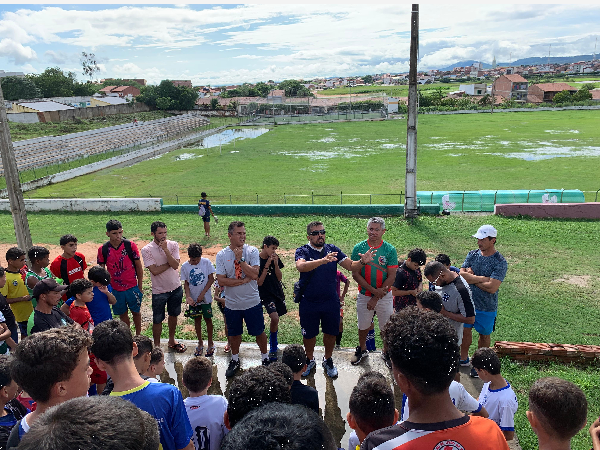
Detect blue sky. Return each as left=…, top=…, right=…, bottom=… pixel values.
left=0, top=3, right=599, bottom=86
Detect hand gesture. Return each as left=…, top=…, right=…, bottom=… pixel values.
left=97, top=284, right=109, bottom=295
left=322, top=251, right=338, bottom=264
left=233, top=247, right=243, bottom=261
left=271, top=252, right=279, bottom=265
left=358, top=248, right=375, bottom=265
left=159, top=239, right=169, bottom=252
left=186, top=295, right=195, bottom=306
left=367, top=296, right=379, bottom=311
left=590, top=417, right=600, bottom=450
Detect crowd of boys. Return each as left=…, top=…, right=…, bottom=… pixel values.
left=0, top=215, right=595, bottom=449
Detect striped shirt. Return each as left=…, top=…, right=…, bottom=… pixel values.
left=351, top=240, right=398, bottom=297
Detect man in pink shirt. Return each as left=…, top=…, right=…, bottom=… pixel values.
left=141, top=221, right=186, bottom=352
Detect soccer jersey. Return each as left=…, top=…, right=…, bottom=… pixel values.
left=69, top=304, right=94, bottom=333
left=25, top=267, right=54, bottom=297
left=111, top=380, right=193, bottom=450
left=184, top=395, right=228, bottom=450
left=294, top=243, right=347, bottom=304
left=461, top=250, right=507, bottom=312
left=49, top=253, right=87, bottom=285
left=1, top=271, right=32, bottom=323
left=478, top=381, right=518, bottom=432
left=258, top=256, right=285, bottom=303
left=351, top=240, right=398, bottom=296
left=198, top=199, right=211, bottom=218
left=438, top=275, right=475, bottom=345
left=97, top=240, right=141, bottom=291
left=215, top=245, right=261, bottom=311
left=361, top=415, right=509, bottom=450
left=401, top=381, right=483, bottom=421
left=180, top=258, right=215, bottom=304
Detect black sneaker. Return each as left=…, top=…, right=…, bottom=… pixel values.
left=322, top=357, right=338, bottom=378
left=382, top=352, right=392, bottom=369
left=470, top=367, right=479, bottom=378
left=350, top=346, right=368, bottom=365
left=262, top=358, right=271, bottom=366
left=226, top=359, right=240, bottom=377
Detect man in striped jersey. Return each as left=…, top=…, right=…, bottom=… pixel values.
left=350, top=217, right=398, bottom=366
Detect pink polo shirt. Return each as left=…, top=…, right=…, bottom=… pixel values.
left=141, top=240, right=181, bottom=294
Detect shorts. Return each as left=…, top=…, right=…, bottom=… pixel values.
left=9, top=325, right=18, bottom=344
left=356, top=291, right=393, bottom=331
left=224, top=303, right=265, bottom=337
left=151, top=286, right=183, bottom=324
left=299, top=299, right=340, bottom=339
left=201, top=215, right=210, bottom=223
left=185, top=303, right=213, bottom=319
left=89, top=352, right=108, bottom=385
left=262, top=297, right=287, bottom=316
left=217, top=300, right=226, bottom=315
left=17, top=321, right=28, bottom=337
left=464, top=309, right=497, bottom=336
left=112, top=286, right=143, bottom=316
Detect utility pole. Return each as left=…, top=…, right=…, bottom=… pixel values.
left=0, top=82, right=33, bottom=252
left=405, top=4, right=419, bottom=218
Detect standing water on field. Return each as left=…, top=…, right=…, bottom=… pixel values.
left=188, top=127, right=270, bottom=149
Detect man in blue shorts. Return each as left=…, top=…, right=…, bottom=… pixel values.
left=198, top=192, right=217, bottom=237
left=460, top=225, right=507, bottom=378
left=295, top=221, right=374, bottom=378
left=216, top=221, right=269, bottom=377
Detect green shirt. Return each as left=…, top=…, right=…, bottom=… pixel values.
left=351, top=240, right=398, bottom=296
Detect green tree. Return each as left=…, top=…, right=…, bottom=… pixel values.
left=136, top=85, right=158, bottom=108
left=156, top=97, right=173, bottom=110
left=101, top=78, right=144, bottom=90
left=0, top=76, right=40, bottom=101
left=552, top=90, right=572, bottom=104
left=136, top=80, right=198, bottom=110
left=363, top=75, right=373, bottom=84
left=81, top=52, right=101, bottom=82
left=254, top=82, right=271, bottom=97
left=73, top=81, right=99, bottom=96
left=210, top=97, right=219, bottom=110
left=228, top=99, right=239, bottom=111
left=478, top=94, right=494, bottom=106
left=277, top=79, right=312, bottom=97
left=30, top=67, right=77, bottom=98
left=572, top=87, right=592, bottom=102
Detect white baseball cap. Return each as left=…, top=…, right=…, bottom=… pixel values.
left=472, top=225, right=497, bottom=239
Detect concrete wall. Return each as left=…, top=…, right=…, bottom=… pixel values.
left=494, top=202, right=600, bottom=219
left=0, top=198, right=162, bottom=212
left=5, top=112, right=39, bottom=123
left=7, top=102, right=150, bottom=123
left=161, top=204, right=441, bottom=216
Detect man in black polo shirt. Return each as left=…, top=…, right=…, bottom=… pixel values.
left=27, top=279, right=73, bottom=334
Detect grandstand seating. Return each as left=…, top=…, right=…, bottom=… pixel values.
left=2, top=113, right=210, bottom=175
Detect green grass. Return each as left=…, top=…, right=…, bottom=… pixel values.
left=27, top=109, right=600, bottom=202
left=318, top=82, right=462, bottom=97
left=8, top=110, right=175, bottom=142
left=0, top=212, right=598, bottom=449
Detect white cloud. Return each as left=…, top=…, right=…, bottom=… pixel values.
left=233, top=54, right=263, bottom=59
left=20, top=63, right=38, bottom=74
left=0, top=38, right=36, bottom=64
left=45, top=50, right=69, bottom=64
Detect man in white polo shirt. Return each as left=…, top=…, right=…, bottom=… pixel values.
left=216, top=221, right=269, bottom=378
left=141, top=221, right=186, bottom=352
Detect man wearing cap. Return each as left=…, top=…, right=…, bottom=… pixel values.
left=27, top=279, right=74, bottom=334
left=460, top=225, right=507, bottom=378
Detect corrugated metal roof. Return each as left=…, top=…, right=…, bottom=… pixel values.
left=17, top=101, right=75, bottom=112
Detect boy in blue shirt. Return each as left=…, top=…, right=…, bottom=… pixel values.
left=91, top=319, right=194, bottom=450
left=62, top=266, right=116, bottom=326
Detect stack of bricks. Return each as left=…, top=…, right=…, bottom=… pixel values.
left=494, top=341, right=600, bottom=364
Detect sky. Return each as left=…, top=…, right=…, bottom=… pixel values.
left=0, top=2, right=599, bottom=86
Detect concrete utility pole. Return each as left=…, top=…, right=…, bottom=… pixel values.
left=405, top=4, right=419, bottom=218
left=0, top=83, right=33, bottom=252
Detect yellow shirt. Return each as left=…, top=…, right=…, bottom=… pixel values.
left=0, top=271, right=33, bottom=322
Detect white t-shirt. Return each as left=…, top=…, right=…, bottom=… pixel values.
left=401, top=380, right=483, bottom=421
left=184, top=395, right=228, bottom=450
left=479, top=381, right=518, bottom=431
left=180, top=258, right=216, bottom=304
left=215, top=245, right=261, bottom=311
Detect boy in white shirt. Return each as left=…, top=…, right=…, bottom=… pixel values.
left=472, top=347, right=518, bottom=441
left=180, top=244, right=216, bottom=357
left=182, top=356, right=228, bottom=450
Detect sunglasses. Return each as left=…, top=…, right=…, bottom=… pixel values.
left=309, top=230, right=326, bottom=236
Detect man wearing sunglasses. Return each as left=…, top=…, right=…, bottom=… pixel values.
left=295, top=221, right=374, bottom=378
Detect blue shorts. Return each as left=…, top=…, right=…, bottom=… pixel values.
left=299, top=299, right=340, bottom=339
left=112, top=286, right=143, bottom=316
left=201, top=215, right=210, bottom=223
left=224, top=303, right=265, bottom=337
left=464, top=309, right=497, bottom=336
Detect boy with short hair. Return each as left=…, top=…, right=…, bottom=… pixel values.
left=91, top=319, right=194, bottom=450
left=0, top=269, right=18, bottom=346
left=97, top=220, right=144, bottom=335
left=180, top=243, right=216, bottom=357
left=527, top=377, right=587, bottom=450
left=49, top=235, right=87, bottom=302
left=27, top=279, right=73, bottom=335
left=144, top=347, right=165, bottom=382
left=198, top=192, right=217, bottom=237
left=391, top=248, right=426, bottom=312
left=67, top=279, right=95, bottom=333
left=7, top=326, right=93, bottom=447
left=471, top=347, right=518, bottom=441
left=182, top=356, right=228, bottom=450
left=282, top=344, right=319, bottom=413
left=2, top=248, right=33, bottom=340
left=416, top=291, right=443, bottom=313
left=81, top=266, right=116, bottom=325
left=0, top=355, right=27, bottom=449
left=133, top=335, right=154, bottom=378
left=25, top=247, right=56, bottom=302
left=257, top=235, right=286, bottom=361
left=347, top=371, right=398, bottom=448
left=429, top=253, right=460, bottom=291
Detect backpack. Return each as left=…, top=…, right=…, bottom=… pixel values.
left=198, top=200, right=207, bottom=216
left=60, top=254, right=85, bottom=285
left=100, top=239, right=136, bottom=268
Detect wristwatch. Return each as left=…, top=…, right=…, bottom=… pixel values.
left=240, top=257, right=245, bottom=263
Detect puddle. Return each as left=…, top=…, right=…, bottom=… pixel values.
left=230, top=151, right=239, bottom=153
left=312, top=137, right=336, bottom=143
left=487, top=145, right=600, bottom=160
left=174, top=153, right=204, bottom=161
left=544, top=129, right=579, bottom=134
left=188, top=127, right=270, bottom=149
left=279, top=147, right=374, bottom=161
left=380, top=143, right=400, bottom=149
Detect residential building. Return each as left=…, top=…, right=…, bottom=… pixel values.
left=0, top=70, right=25, bottom=78
left=493, top=74, right=529, bottom=102
left=111, top=85, right=141, bottom=98
left=11, top=101, right=75, bottom=113
left=459, top=83, right=487, bottom=95
left=529, top=83, right=578, bottom=102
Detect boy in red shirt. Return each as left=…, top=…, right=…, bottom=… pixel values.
left=50, top=235, right=87, bottom=302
